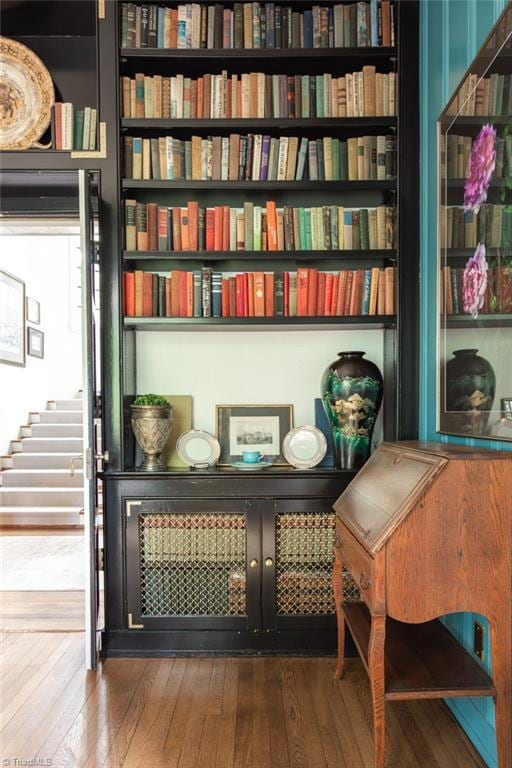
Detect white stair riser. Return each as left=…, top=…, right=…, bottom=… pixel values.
left=48, top=400, right=84, bottom=411
left=0, top=508, right=83, bottom=526
left=11, top=454, right=83, bottom=470
left=0, top=489, right=84, bottom=506
left=36, top=411, right=84, bottom=424
left=30, top=424, right=83, bottom=438
left=19, top=438, right=83, bottom=453
left=1, top=471, right=84, bottom=487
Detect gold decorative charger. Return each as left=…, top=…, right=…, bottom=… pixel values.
left=0, top=36, right=54, bottom=150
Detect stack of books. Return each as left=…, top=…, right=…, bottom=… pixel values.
left=442, top=205, right=512, bottom=249
left=123, top=266, right=397, bottom=318
left=51, top=103, right=98, bottom=151
left=121, top=67, right=397, bottom=119
left=441, top=264, right=512, bottom=315
left=123, top=133, right=397, bottom=181
left=121, top=1, right=395, bottom=50
left=125, top=200, right=397, bottom=252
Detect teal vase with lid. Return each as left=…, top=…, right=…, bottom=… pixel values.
left=321, top=351, right=383, bottom=470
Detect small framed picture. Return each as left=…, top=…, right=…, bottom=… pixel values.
left=0, top=269, right=25, bottom=367
left=502, top=398, right=512, bottom=421
left=216, top=404, right=293, bottom=466
left=27, top=327, right=44, bottom=359
left=26, top=297, right=41, bottom=325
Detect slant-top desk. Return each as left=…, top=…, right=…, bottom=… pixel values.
left=332, top=441, right=511, bottom=768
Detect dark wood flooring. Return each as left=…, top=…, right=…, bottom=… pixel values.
left=0, top=632, right=487, bottom=768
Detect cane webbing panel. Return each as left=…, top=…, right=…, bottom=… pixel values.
left=275, top=512, right=360, bottom=615
left=139, top=513, right=246, bottom=616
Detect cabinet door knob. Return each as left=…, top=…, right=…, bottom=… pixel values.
left=249, top=559, right=259, bottom=569
left=265, top=557, right=273, bottom=567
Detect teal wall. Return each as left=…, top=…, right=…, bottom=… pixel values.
left=420, top=1, right=510, bottom=766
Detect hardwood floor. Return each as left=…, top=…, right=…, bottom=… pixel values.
left=0, top=632, right=487, bottom=768
left=0, top=591, right=85, bottom=631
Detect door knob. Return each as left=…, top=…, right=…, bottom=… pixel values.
left=249, top=559, right=258, bottom=569
left=265, top=558, right=273, bottom=567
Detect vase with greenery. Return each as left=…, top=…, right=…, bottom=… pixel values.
left=131, top=394, right=173, bottom=471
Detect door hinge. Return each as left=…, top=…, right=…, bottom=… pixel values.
left=128, top=613, right=144, bottom=629
left=97, top=547, right=104, bottom=571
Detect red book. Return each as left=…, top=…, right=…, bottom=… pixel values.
left=307, top=269, right=318, bottom=317
left=214, top=207, right=223, bottom=251
left=172, top=208, right=182, bottom=250
left=243, top=273, right=249, bottom=316
left=336, top=271, right=348, bottom=315
left=190, top=80, right=197, bottom=119
left=177, top=271, right=187, bottom=316
left=254, top=272, right=265, bottom=317
left=316, top=272, right=326, bottom=316
left=158, top=207, right=168, bottom=250
left=180, top=208, right=190, bottom=251
left=206, top=208, right=215, bottom=251
left=284, top=271, right=290, bottom=316
left=264, top=273, right=274, bottom=316
left=124, top=272, right=135, bottom=317
left=186, top=272, right=194, bottom=317
left=226, top=78, right=232, bottom=119
left=248, top=273, right=255, bottom=316
left=349, top=270, right=361, bottom=316
left=229, top=277, right=237, bottom=316
left=170, top=8, right=178, bottom=47
left=297, top=268, right=309, bottom=316
left=344, top=271, right=354, bottom=315
left=170, top=270, right=181, bottom=316
left=221, top=279, right=230, bottom=316
left=54, top=103, right=62, bottom=149
left=188, top=201, right=199, bottom=251
left=203, top=74, right=212, bottom=118
left=197, top=77, right=204, bottom=119
left=324, top=273, right=334, bottom=316
left=134, top=270, right=144, bottom=316
left=266, top=201, right=278, bottom=251
left=222, top=205, right=230, bottom=251
left=142, top=272, right=153, bottom=317
left=147, top=203, right=158, bottom=251
left=330, top=273, right=340, bottom=316
left=235, top=274, right=245, bottom=316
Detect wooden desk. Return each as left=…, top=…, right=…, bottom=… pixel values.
left=332, top=441, right=512, bottom=768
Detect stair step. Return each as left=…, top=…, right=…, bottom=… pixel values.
left=36, top=411, right=84, bottom=424
left=0, top=506, right=83, bottom=527
left=1, top=469, right=83, bottom=487
left=10, top=453, right=83, bottom=469
left=18, top=438, right=83, bottom=453
left=30, top=424, right=83, bottom=438
left=0, top=488, right=84, bottom=506
left=48, top=399, right=83, bottom=411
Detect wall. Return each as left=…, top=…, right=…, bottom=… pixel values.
left=0, top=234, right=82, bottom=454
left=420, top=1, right=510, bottom=766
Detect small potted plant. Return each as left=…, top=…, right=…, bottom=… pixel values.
left=131, top=394, right=173, bottom=471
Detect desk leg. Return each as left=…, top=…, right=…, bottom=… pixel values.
left=332, top=551, right=345, bottom=679
left=369, top=615, right=386, bottom=768
left=490, top=617, right=512, bottom=768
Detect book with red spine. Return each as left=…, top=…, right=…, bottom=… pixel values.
left=158, top=207, right=168, bottom=251
left=324, top=273, right=334, bottom=316
left=221, top=279, right=230, bottom=316
left=336, top=270, right=348, bottom=315
left=349, top=270, right=362, bottom=315
left=264, top=273, right=274, bottom=316
left=344, top=271, right=354, bottom=315
left=214, top=207, right=223, bottom=251
left=188, top=201, right=199, bottom=251
left=248, top=273, right=255, bottom=316
left=206, top=208, right=215, bottom=250
left=297, top=268, right=309, bottom=316
left=170, top=270, right=181, bottom=316
left=284, top=271, right=290, bottom=316
left=134, top=270, right=144, bottom=316
left=178, top=271, right=187, bottom=316
left=54, top=103, right=62, bottom=149
left=254, top=272, right=265, bottom=317
left=235, top=274, right=245, bottom=316
left=172, top=207, right=182, bottom=250
left=229, top=276, right=237, bottom=316
left=330, top=273, right=339, bottom=316
left=222, top=205, right=230, bottom=250
left=147, top=203, right=158, bottom=251
left=124, top=272, right=135, bottom=317
left=142, top=272, right=153, bottom=317
left=243, top=272, right=249, bottom=316
left=307, top=269, right=318, bottom=316
left=316, top=272, right=326, bottom=316
left=180, top=208, right=190, bottom=251
left=186, top=272, right=194, bottom=317
left=266, top=201, right=278, bottom=251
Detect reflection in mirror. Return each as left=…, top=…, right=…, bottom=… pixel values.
left=438, top=3, right=512, bottom=441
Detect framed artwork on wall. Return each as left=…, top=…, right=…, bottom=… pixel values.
left=0, top=269, right=25, bottom=367
left=216, top=404, right=293, bottom=466
left=26, top=297, right=41, bottom=325
left=27, top=327, right=44, bottom=359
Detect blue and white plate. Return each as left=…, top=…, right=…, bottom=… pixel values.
left=230, top=460, right=273, bottom=471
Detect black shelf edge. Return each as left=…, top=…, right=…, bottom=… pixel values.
left=120, top=47, right=397, bottom=60
left=441, top=116, right=512, bottom=127
left=446, top=179, right=510, bottom=189
left=124, top=315, right=395, bottom=331
left=123, top=249, right=396, bottom=262
left=122, top=179, right=396, bottom=190
left=121, top=117, right=398, bottom=130
left=444, top=314, right=512, bottom=328
left=102, top=467, right=356, bottom=479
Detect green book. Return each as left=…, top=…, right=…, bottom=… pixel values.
left=298, top=207, right=306, bottom=250
left=73, top=110, right=84, bottom=151
left=305, top=208, right=312, bottom=250
left=332, top=139, right=340, bottom=181
left=359, top=208, right=370, bottom=250
left=339, top=141, right=348, bottom=180
left=330, top=205, right=339, bottom=250
left=316, top=75, right=324, bottom=118
left=301, top=75, right=309, bottom=118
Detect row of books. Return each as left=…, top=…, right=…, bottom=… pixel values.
left=125, top=200, right=396, bottom=252
left=443, top=133, right=512, bottom=180
left=121, top=67, right=397, bottom=119
left=441, top=265, right=512, bottom=315
left=442, top=205, right=512, bottom=250
left=51, top=103, right=98, bottom=151
left=447, top=73, right=512, bottom=118
left=123, top=134, right=397, bottom=182
left=121, top=1, right=395, bottom=50
left=123, top=266, right=397, bottom=318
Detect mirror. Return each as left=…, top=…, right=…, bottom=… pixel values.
left=438, top=3, right=512, bottom=441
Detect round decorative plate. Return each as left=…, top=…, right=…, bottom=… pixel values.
left=0, top=36, right=54, bottom=150
left=229, top=460, right=273, bottom=471
left=176, top=430, right=221, bottom=468
left=282, top=425, right=327, bottom=469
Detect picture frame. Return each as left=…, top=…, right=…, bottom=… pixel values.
left=0, top=269, right=25, bottom=367
left=216, top=404, right=293, bottom=466
left=27, top=327, right=44, bottom=359
left=502, top=398, right=512, bottom=421
left=26, top=297, right=41, bottom=325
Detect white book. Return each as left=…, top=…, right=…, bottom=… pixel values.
left=61, top=102, right=73, bottom=151
left=176, top=74, right=184, bottom=118
left=177, top=6, right=187, bottom=48
left=272, top=74, right=280, bottom=118
left=346, top=74, right=353, bottom=117
left=191, top=4, right=201, bottom=48
left=277, top=137, right=289, bottom=181
left=221, top=137, right=229, bottom=180
left=221, top=70, right=228, bottom=118
left=252, top=134, right=262, bottom=180
left=357, top=71, right=364, bottom=117
left=207, top=6, right=215, bottom=48
left=159, top=137, right=167, bottom=179
left=144, top=76, right=153, bottom=118
left=257, top=73, right=265, bottom=118
left=165, top=136, right=174, bottom=179
left=201, top=138, right=208, bottom=179
left=206, top=139, right=213, bottom=179
left=185, top=3, right=193, bottom=48
left=89, top=108, right=97, bottom=151
left=82, top=107, right=91, bottom=151
left=337, top=207, right=345, bottom=250
left=241, top=74, right=250, bottom=118
left=170, top=77, right=177, bottom=118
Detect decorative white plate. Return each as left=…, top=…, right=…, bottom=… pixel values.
left=282, top=425, right=327, bottom=469
left=0, top=36, right=54, bottom=150
left=176, top=430, right=221, bottom=468
left=229, top=460, right=273, bottom=471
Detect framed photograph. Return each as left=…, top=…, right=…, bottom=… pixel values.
left=27, top=327, right=44, bottom=359
left=502, top=398, right=512, bottom=421
left=216, top=404, right=293, bottom=466
left=26, top=297, right=41, bottom=325
left=0, top=269, right=25, bottom=367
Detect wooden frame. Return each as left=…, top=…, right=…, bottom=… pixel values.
left=216, top=404, right=293, bottom=466
left=0, top=269, right=26, bottom=367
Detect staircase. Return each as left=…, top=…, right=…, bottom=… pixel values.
left=0, top=395, right=84, bottom=527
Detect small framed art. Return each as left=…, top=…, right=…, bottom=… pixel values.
left=0, top=269, right=25, bottom=367
left=26, top=297, right=41, bottom=325
left=216, top=404, right=293, bottom=466
left=27, top=327, right=44, bottom=359
left=502, top=398, right=512, bottom=421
